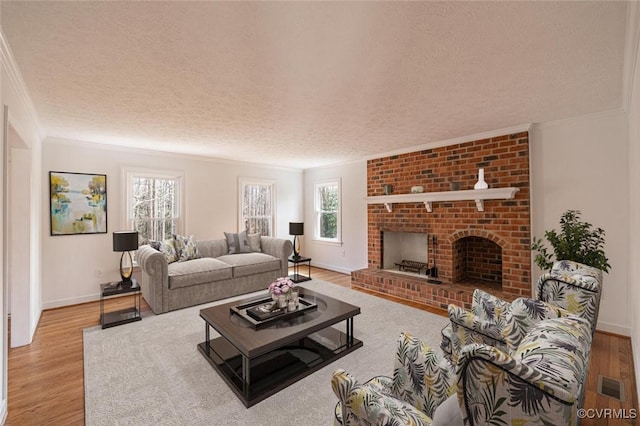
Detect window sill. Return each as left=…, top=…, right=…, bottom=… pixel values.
left=312, top=239, right=343, bottom=247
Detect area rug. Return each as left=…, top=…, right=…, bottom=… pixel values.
left=83, top=279, right=448, bottom=425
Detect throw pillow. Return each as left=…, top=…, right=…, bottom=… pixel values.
left=174, top=234, right=201, bottom=261
left=248, top=232, right=262, bottom=252
left=224, top=230, right=251, bottom=254
left=148, top=240, right=162, bottom=251
left=159, top=237, right=179, bottom=264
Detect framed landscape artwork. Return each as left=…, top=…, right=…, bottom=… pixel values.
left=49, top=171, right=107, bottom=236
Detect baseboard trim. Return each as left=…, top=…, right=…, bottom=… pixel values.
left=42, top=294, right=99, bottom=310
left=0, top=397, right=7, bottom=425
left=596, top=320, right=631, bottom=337
left=42, top=292, right=131, bottom=311
left=308, top=261, right=353, bottom=275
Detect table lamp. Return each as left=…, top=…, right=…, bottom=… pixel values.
left=113, top=231, right=139, bottom=288
left=289, top=222, right=304, bottom=258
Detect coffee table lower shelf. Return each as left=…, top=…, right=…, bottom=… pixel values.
left=197, top=327, right=362, bottom=407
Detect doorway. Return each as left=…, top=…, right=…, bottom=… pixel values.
left=6, top=120, right=33, bottom=347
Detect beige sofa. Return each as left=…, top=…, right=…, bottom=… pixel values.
left=136, top=236, right=293, bottom=314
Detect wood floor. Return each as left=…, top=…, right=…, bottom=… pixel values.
left=6, top=267, right=637, bottom=425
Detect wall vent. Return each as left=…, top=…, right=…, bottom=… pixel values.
left=597, top=375, right=625, bottom=402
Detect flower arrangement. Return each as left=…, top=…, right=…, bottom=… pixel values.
left=268, top=276, right=295, bottom=296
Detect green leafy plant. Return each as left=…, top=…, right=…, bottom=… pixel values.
left=531, top=209, right=610, bottom=272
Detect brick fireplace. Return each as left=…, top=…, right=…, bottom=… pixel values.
left=351, top=132, right=531, bottom=311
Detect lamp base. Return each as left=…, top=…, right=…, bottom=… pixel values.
left=117, top=278, right=137, bottom=290
left=292, top=235, right=302, bottom=258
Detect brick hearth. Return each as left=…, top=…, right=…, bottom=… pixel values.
left=352, top=132, right=531, bottom=310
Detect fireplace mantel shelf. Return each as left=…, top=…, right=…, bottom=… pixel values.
left=365, top=187, right=520, bottom=212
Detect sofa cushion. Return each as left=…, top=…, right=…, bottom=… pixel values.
left=217, top=253, right=281, bottom=278
left=168, top=258, right=233, bottom=289
left=224, top=231, right=251, bottom=254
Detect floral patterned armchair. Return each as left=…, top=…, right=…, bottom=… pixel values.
left=441, top=260, right=603, bottom=363
left=457, top=315, right=593, bottom=426
left=331, top=332, right=456, bottom=425
left=331, top=316, right=593, bottom=426
left=442, top=291, right=571, bottom=364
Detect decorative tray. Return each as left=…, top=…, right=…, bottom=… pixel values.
left=230, top=295, right=318, bottom=329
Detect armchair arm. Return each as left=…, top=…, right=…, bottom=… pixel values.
left=457, top=344, right=577, bottom=426
left=457, top=316, right=592, bottom=426
left=136, top=245, right=169, bottom=314
left=331, top=370, right=430, bottom=426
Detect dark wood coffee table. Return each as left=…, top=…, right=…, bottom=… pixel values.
left=197, top=286, right=362, bottom=407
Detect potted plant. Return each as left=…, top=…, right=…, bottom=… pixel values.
left=531, top=209, right=610, bottom=272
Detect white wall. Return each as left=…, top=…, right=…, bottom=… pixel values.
left=530, top=111, right=630, bottom=335
left=0, top=24, right=6, bottom=424
left=302, top=115, right=631, bottom=336
left=40, top=139, right=303, bottom=308
left=627, top=6, right=640, bottom=406
left=303, top=160, right=368, bottom=274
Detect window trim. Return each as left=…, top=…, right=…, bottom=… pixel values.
left=238, top=177, right=276, bottom=236
left=121, top=166, right=186, bottom=240
left=313, top=178, right=342, bottom=245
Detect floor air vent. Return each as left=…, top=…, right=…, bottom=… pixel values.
left=597, top=375, right=625, bottom=402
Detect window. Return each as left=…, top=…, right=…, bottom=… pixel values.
left=314, top=179, right=341, bottom=243
left=124, top=168, right=184, bottom=243
left=239, top=178, right=275, bottom=236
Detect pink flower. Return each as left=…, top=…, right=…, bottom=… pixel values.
left=268, top=277, right=295, bottom=295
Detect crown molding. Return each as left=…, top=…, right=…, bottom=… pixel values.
left=531, top=108, right=626, bottom=130
left=362, top=123, right=532, bottom=163
left=0, top=30, right=44, bottom=140
left=622, top=0, right=640, bottom=113
left=303, top=157, right=366, bottom=173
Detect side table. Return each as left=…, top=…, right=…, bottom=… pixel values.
left=288, top=256, right=311, bottom=283
left=100, top=279, right=142, bottom=329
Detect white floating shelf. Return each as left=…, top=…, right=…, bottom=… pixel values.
left=365, top=187, right=520, bottom=212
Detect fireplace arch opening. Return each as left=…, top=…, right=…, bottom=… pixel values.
left=452, top=236, right=502, bottom=287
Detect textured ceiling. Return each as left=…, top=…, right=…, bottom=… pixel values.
left=1, top=1, right=628, bottom=169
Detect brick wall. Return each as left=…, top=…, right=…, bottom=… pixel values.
left=352, top=132, right=531, bottom=310
left=455, top=236, right=502, bottom=283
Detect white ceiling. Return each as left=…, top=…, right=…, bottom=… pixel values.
left=1, top=1, right=629, bottom=169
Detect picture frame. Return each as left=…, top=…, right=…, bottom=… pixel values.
left=49, top=171, right=107, bottom=236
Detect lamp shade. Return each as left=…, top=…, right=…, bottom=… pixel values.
left=289, top=222, right=304, bottom=236
left=113, top=231, right=139, bottom=252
